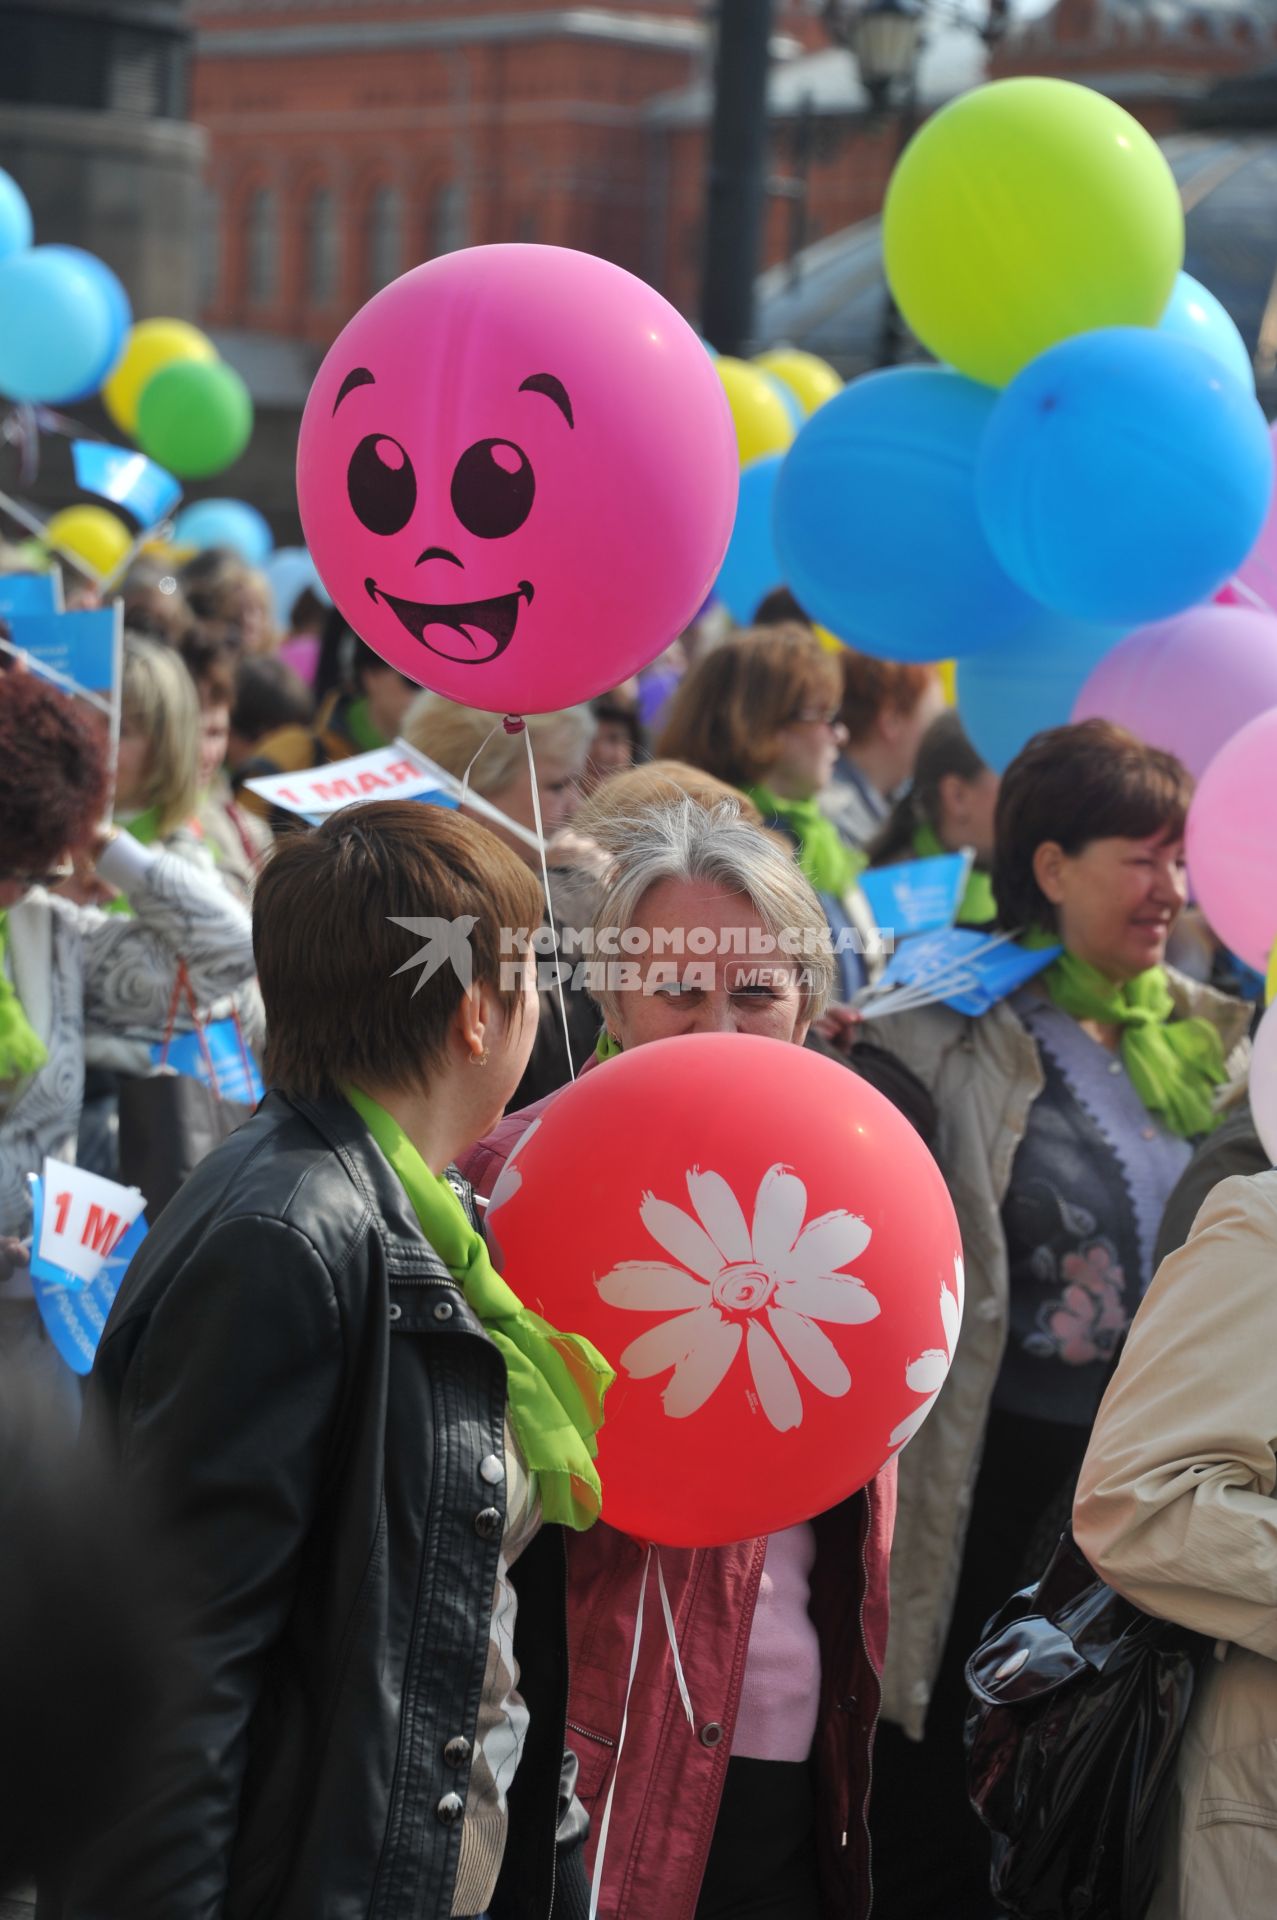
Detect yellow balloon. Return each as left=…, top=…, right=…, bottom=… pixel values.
left=1266, top=940, right=1277, bottom=1006
left=935, top=659, right=957, bottom=704
left=103, top=318, right=218, bottom=435
left=754, top=348, right=843, bottom=416
left=715, top=356, right=795, bottom=467
left=814, top=624, right=845, bottom=655
left=45, top=505, right=132, bottom=581
left=882, top=78, right=1183, bottom=388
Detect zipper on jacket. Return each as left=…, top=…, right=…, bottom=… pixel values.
left=566, top=1718, right=617, bottom=1750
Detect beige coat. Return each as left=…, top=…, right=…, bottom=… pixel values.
left=1074, top=1170, right=1277, bottom=1920
left=867, top=972, right=1249, bottom=1739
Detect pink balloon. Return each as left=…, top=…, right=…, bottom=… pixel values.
left=1072, top=603, right=1277, bottom=777
left=296, top=245, right=738, bottom=714
left=1235, top=420, right=1277, bottom=613
left=1186, top=706, right=1277, bottom=970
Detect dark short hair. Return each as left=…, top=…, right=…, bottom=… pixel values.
left=993, top=720, right=1193, bottom=932
left=0, top=671, right=109, bottom=872
left=230, top=654, right=315, bottom=742
left=254, top=802, right=543, bottom=1100
left=752, top=586, right=810, bottom=628
left=870, top=710, right=988, bottom=867
left=177, top=624, right=237, bottom=708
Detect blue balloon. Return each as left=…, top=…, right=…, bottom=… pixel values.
left=957, top=612, right=1126, bottom=774
left=977, top=328, right=1274, bottom=630
left=263, top=546, right=330, bottom=627
left=0, top=167, right=32, bottom=263
left=40, top=246, right=132, bottom=397
left=0, top=246, right=115, bottom=404
left=713, top=454, right=784, bottom=623
left=174, top=498, right=273, bottom=566
left=1159, top=271, right=1254, bottom=393
left=773, top=367, right=1041, bottom=662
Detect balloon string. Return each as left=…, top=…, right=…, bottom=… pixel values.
left=1227, top=574, right=1274, bottom=614
left=459, top=718, right=505, bottom=804
left=656, top=1549, right=696, bottom=1732
left=519, top=719, right=577, bottom=1083
left=588, top=1544, right=652, bottom=1920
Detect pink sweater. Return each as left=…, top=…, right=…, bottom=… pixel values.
left=730, top=1522, right=822, bottom=1763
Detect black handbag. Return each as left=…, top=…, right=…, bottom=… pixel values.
left=117, top=963, right=255, bottom=1222
left=964, top=1527, right=1212, bottom=1920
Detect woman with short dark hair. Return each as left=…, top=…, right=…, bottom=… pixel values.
left=0, top=670, right=255, bottom=1416
left=868, top=711, right=1000, bottom=928
left=48, top=801, right=611, bottom=1920
left=865, top=718, right=1249, bottom=1919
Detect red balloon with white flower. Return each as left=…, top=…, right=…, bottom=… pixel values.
left=489, top=1032, right=963, bottom=1547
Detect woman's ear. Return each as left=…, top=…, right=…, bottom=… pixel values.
left=1031, top=840, right=1068, bottom=907
left=937, top=771, right=967, bottom=828
left=453, top=987, right=488, bottom=1064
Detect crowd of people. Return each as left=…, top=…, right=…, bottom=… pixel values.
left=1, top=528, right=1273, bottom=1920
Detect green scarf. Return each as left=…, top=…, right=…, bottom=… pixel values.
left=1026, top=935, right=1227, bottom=1140
left=105, top=806, right=165, bottom=916
left=345, top=697, right=385, bottom=754
left=595, top=1029, right=623, bottom=1062
left=745, top=785, right=867, bottom=896
left=344, top=1086, right=613, bottom=1530
left=0, top=912, right=48, bottom=1082
left=912, top=823, right=998, bottom=928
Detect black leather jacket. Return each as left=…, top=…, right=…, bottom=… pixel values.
left=43, top=1090, right=574, bottom=1920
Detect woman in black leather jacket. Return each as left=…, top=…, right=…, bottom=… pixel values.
left=42, top=801, right=609, bottom=1920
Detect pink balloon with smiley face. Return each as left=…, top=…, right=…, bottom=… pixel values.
left=297, top=244, right=739, bottom=714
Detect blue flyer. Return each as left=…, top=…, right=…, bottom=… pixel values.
left=153, top=1020, right=265, bottom=1106
left=858, top=853, right=970, bottom=941
left=28, top=1177, right=147, bottom=1376
left=0, top=571, right=59, bottom=619
left=71, top=441, right=182, bottom=527
left=874, top=928, right=1061, bottom=1016
left=7, top=606, right=119, bottom=704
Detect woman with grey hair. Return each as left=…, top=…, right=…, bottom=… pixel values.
left=459, top=797, right=896, bottom=1920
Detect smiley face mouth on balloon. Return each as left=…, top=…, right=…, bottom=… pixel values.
left=364, top=577, right=534, bottom=664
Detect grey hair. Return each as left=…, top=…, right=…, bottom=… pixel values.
left=590, top=797, right=835, bottom=1027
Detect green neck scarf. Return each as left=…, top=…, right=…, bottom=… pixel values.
left=0, top=912, right=48, bottom=1082
left=595, top=1029, right=623, bottom=1062
left=345, top=697, right=385, bottom=754
left=911, top=823, right=998, bottom=928
left=746, top=784, right=866, bottom=896
left=344, top=1086, right=613, bottom=1530
left=1026, top=935, right=1227, bottom=1140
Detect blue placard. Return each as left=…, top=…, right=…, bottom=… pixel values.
left=8, top=606, right=118, bottom=701
left=858, top=853, right=970, bottom=940
left=71, top=441, right=182, bottom=527
left=0, top=571, right=59, bottom=618
left=875, top=927, right=1061, bottom=1016
left=28, top=1177, right=147, bottom=1375
left=152, top=1020, right=265, bottom=1106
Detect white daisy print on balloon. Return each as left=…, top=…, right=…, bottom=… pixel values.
left=597, top=1163, right=880, bottom=1433
left=889, top=1252, right=964, bottom=1451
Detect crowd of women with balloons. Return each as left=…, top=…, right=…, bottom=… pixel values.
left=3, top=65, right=1277, bottom=1920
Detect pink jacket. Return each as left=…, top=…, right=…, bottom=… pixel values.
left=459, top=1087, right=897, bottom=1920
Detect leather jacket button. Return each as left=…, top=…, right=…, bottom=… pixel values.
left=436, top=1791, right=464, bottom=1826
left=433, top=1300, right=453, bottom=1322
left=698, top=1721, right=724, bottom=1748
left=479, top=1453, right=504, bottom=1486
left=443, top=1735, right=472, bottom=1768
left=474, top=1506, right=502, bottom=1540
left=387, top=1302, right=402, bottom=1322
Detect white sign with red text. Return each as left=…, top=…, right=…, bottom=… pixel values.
left=243, top=740, right=542, bottom=849
left=33, top=1158, right=147, bottom=1289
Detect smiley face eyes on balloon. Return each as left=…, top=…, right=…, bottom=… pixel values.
left=347, top=433, right=418, bottom=535
left=451, top=438, right=535, bottom=540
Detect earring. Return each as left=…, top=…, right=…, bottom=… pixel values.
left=469, top=1047, right=489, bottom=1068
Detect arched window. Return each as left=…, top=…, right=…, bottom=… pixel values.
left=307, top=186, right=338, bottom=305
left=196, top=183, right=221, bottom=313
left=367, top=184, right=402, bottom=292
left=246, top=186, right=278, bottom=307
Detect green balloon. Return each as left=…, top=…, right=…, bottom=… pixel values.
left=135, top=358, right=253, bottom=479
